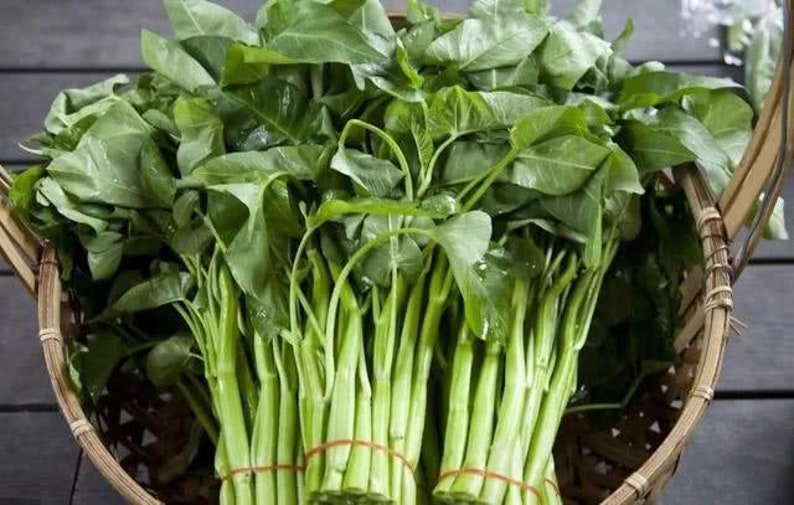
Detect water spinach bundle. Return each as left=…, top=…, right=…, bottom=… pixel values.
left=10, top=0, right=772, bottom=504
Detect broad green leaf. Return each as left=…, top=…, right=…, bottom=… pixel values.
left=146, top=334, right=195, bottom=388
left=259, top=0, right=385, bottom=64
left=330, top=148, right=404, bottom=197
left=180, top=36, right=235, bottom=82
left=173, top=97, right=225, bottom=175
left=43, top=74, right=129, bottom=135
left=308, top=198, right=456, bottom=229
left=648, top=107, right=734, bottom=196
left=215, top=79, right=316, bottom=149
left=617, top=70, right=739, bottom=110
left=359, top=215, right=423, bottom=286
left=108, top=272, right=193, bottom=314
left=538, top=168, right=606, bottom=266
left=221, top=44, right=281, bottom=86
left=83, top=231, right=124, bottom=280
left=603, top=147, right=644, bottom=195
left=46, top=101, right=175, bottom=209
left=207, top=185, right=273, bottom=298
left=36, top=178, right=108, bottom=233
left=425, top=15, right=547, bottom=72
left=428, top=87, right=548, bottom=139
left=430, top=211, right=512, bottom=341
left=617, top=120, right=695, bottom=173
left=682, top=90, right=753, bottom=166
left=141, top=29, right=216, bottom=92
left=442, top=140, right=510, bottom=185
left=470, top=0, right=526, bottom=18
left=164, top=0, right=258, bottom=44
left=193, top=145, right=326, bottom=184
left=80, top=333, right=129, bottom=402
left=509, top=105, right=590, bottom=149
left=566, top=0, right=603, bottom=32
left=537, top=23, right=611, bottom=90
left=509, top=135, right=611, bottom=195
left=466, top=56, right=539, bottom=91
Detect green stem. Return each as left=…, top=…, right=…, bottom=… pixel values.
left=433, top=324, right=474, bottom=500
left=402, top=261, right=454, bottom=505
left=389, top=271, right=427, bottom=503
left=320, top=275, right=362, bottom=496
left=339, top=119, right=414, bottom=200
left=342, top=342, right=373, bottom=495
left=481, top=278, right=530, bottom=503
left=370, top=277, right=406, bottom=499
left=177, top=379, right=219, bottom=445
left=273, top=338, right=300, bottom=505
left=449, top=339, right=501, bottom=499
left=215, top=265, right=253, bottom=505
left=251, top=336, right=279, bottom=505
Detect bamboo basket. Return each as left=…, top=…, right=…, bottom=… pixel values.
left=0, top=3, right=792, bottom=503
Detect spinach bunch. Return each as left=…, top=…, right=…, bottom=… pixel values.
left=9, top=0, right=776, bottom=504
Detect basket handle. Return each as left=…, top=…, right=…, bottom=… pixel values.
left=0, top=164, right=42, bottom=296
left=721, top=0, right=794, bottom=277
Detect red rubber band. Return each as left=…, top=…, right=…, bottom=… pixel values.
left=437, top=468, right=546, bottom=500
left=305, top=439, right=414, bottom=478
left=221, top=463, right=305, bottom=481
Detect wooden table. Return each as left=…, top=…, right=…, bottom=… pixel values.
left=0, top=1, right=791, bottom=503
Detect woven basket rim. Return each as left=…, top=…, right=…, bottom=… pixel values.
left=0, top=3, right=791, bottom=501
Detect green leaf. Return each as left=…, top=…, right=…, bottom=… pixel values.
left=617, top=120, right=695, bottom=173
left=221, top=44, right=279, bottom=86
left=537, top=23, right=611, bottom=90
left=330, top=148, right=404, bottom=197
left=430, top=211, right=512, bottom=341
left=146, top=334, right=196, bottom=388
left=466, top=56, right=538, bottom=91
left=603, top=147, right=644, bottom=195
left=164, top=0, right=258, bottom=44
left=425, top=15, right=547, bottom=72
left=80, top=333, right=129, bottom=402
left=214, top=79, right=316, bottom=148
left=180, top=36, right=236, bottom=82
left=258, top=0, right=385, bottom=64
left=509, top=105, right=590, bottom=149
left=442, top=140, right=510, bottom=185
left=43, top=74, right=129, bottom=136
left=47, top=109, right=173, bottom=209
left=193, top=145, right=326, bottom=184
left=36, top=178, right=108, bottom=233
left=428, top=86, right=548, bottom=139
left=617, top=70, right=739, bottom=110
left=107, top=272, right=193, bottom=315
left=83, top=231, right=124, bottom=280
left=173, top=97, right=225, bottom=176
left=644, top=107, right=734, bottom=195
left=509, top=135, right=611, bottom=195
left=207, top=185, right=273, bottom=298
left=141, top=29, right=216, bottom=92
left=682, top=90, right=753, bottom=166
left=565, top=0, right=603, bottom=32
left=308, top=198, right=456, bottom=229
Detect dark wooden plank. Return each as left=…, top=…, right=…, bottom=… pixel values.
left=661, top=399, right=794, bottom=504
left=0, top=0, right=721, bottom=70
left=718, top=265, right=794, bottom=392
left=0, top=412, right=79, bottom=504
left=72, top=455, right=126, bottom=505
left=0, top=276, right=55, bottom=405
